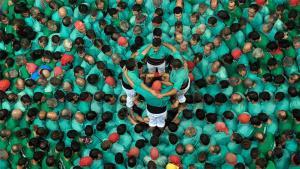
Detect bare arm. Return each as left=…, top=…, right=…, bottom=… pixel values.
left=123, top=67, right=135, bottom=88
left=161, top=88, right=178, bottom=97
left=141, top=44, right=152, bottom=56
left=161, top=81, right=173, bottom=86
left=163, top=42, right=177, bottom=52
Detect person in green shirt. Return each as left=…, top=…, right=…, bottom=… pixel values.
left=158, top=59, right=189, bottom=104
left=123, top=66, right=171, bottom=129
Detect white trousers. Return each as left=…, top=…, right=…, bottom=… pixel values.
left=122, top=85, right=136, bottom=108
left=176, top=78, right=191, bottom=103
left=146, top=109, right=167, bottom=128
left=147, top=61, right=166, bottom=73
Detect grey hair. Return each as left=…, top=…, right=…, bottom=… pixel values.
left=252, top=48, right=264, bottom=58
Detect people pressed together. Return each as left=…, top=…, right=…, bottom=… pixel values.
left=0, top=0, right=299, bottom=169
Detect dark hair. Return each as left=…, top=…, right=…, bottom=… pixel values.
left=89, top=148, right=102, bottom=159
left=153, top=28, right=162, bottom=37
left=169, top=133, right=178, bottom=144
left=203, top=94, right=214, bottom=105
left=115, top=152, right=124, bottom=164
left=168, top=122, right=178, bottom=132
left=64, top=147, right=73, bottom=159
left=46, top=156, right=55, bottom=167
left=200, top=134, right=210, bottom=145
left=215, top=93, right=227, bottom=104
left=152, top=16, right=162, bottom=24
left=208, top=17, right=217, bottom=25
left=248, top=31, right=260, bottom=41
left=150, top=136, right=159, bottom=147
left=126, top=58, right=136, bottom=71
left=135, top=139, right=146, bottom=149
left=128, top=156, right=137, bottom=167
left=173, top=7, right=182, bottom=14
left=79, top=3, right=89, bottom=14
left=259, top=91, right=271, bottom=101
left=152, top=38, right=161, bottom=47
left=117, top=124, right=127, bottom=135
left=247, top=91, right=259, bottom=102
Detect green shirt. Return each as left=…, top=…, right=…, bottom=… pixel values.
left=170, top=68, right=189, bottom=91
left=133, top=85, right=171, bottom=108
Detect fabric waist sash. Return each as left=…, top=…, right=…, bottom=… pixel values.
left=147, top=104, right=167, bottom=114
left=147, top=56, right=165, bottom=65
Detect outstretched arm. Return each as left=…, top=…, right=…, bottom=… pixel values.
left=163, top=42, right=177, bottom=52
left=123, top=67, right=158, bottom=97
left=123, top=67, right=135, bottom=88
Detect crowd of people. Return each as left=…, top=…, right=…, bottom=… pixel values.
left=0, top=0, right=299, bottom=168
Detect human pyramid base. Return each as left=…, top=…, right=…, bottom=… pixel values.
left=0, top=0, right=299, bottom=168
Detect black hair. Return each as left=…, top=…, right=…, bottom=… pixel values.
left=215, top=93, right=227, bottom=104
left=89, top=148, right=102, bottom=159
left=258, top=113, right=269, bottom=123
left=78, top=3, right=89, bottom=14
left=274, top=75, right=285, bottom=84
left=134, top=123, right=144, bottom=133
left=250, top=62, right=260, bottom=72
left=71, top=140, right=80, bottom=152
left=248, top=31, right=260, bottom=41
left=168, top=122, right=178, bottom=132
left=33, top=151, right=45, bottom=162
left=259, top=91, right=271, bottom=101
left=152, top=16, right=162, bottom=24
left=126, top=58, right=136, bottom=71
left=115, top=152, right=124, bottom=164
left=173, top=6, right=183, bottom=14
left=102, top=112, right=113, bottom=122
left=169, top=133, right=178, bottom=144
left=108, top=8, right=118, bottom=16
left=250, top=116, right=261, bottom=126
left=135, top=139, right=146, bottom=149
left=183, top=109, right=193, bottom=119
left=288, top=86, right=298, bottom=97
left=152, top=38, right=161, bottom=47
left=117, top=124, right=127, bottom=135
left=84, top=125, right=94, bottom=136
left=234, top=163, right=245, bottom=169
left=153, top=28, right=162, bottom=37
left=275, top=92, right=285, bottom=101
left=217, top=10, right=230, bottom=21
left=230, top=23, right=240, bottom=33
left=203, top=94, right=214, bottom=105
left=247, top=91, right=259, bottom=102
left=155, top=8, right=164, bottom=16
left=150, top=136, right=159, bottom=147
left=64, top=147, right=73, bottom=159
left=152, top=127, right=162, bottom=137
left=86, top=111, right=97, bottom=121
left=200, top=134, right=210, bottom=145
left=128, top=157, right=137, bottom=167
left=195, top=78, right=207, bottom=88
left=223, top=111, right=234, bottom=120
left=170, top=59, right=183, bottom=69
left=96, top=121, right=106, bottom=131
left=266, top=41, right=278, bottom=51
left=46, top=156, right=55, bottom=167
left=206, top=113, right=218, bottom=123
left=208, top=17, right=217, bottom=25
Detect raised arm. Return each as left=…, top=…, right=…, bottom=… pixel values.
left=163, top=42, right=177, bottom=52
left=123, top=67, right=135, bottom=88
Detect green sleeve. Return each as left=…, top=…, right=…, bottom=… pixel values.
left=133, top=85, right=151, bottom=99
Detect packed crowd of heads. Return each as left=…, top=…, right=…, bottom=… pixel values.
left=0, top=0, right=299, bottom=168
